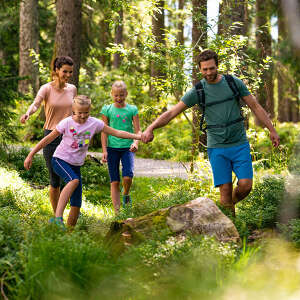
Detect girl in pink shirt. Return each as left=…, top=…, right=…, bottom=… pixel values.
left=24, top=95, right=141, bottom=227
left=20, top=56, right=76, bottom=216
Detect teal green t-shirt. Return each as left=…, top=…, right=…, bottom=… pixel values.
left=100, top=103, right=138, bottom=148
left=181, top=75, right=251, bottom=148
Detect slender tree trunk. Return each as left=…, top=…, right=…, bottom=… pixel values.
left=150, top=0, right=166, bottom=98
left=55, top=0, right=82, bottom=88
left=218, top=0, right=248, bottom=36
left=177, top=0, right=185, bottom=45
left=113, top=9, right=123, bottom=69
left=192, top=0, right=207, bottom=170
left=277, top=1, right=290, bottom=122
left=99, top=18, right=111, bottom=68
left=255, top=0, right=274, bottom=119
left=18, top=0, right=39, bottom=94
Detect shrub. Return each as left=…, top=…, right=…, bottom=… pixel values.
left=235, top=176, right=285, bottom=237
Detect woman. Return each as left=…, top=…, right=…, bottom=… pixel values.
left=20, top=56, right=77, bottom=214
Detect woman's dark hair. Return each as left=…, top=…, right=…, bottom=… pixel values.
left=51, top=56, right=74, bottom=80
left=53, top=56, right=74, bottom=71
left=197, top=50, right=219, bottom=67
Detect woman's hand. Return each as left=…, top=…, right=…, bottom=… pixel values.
left=24, top=155, right=33, bottom=170
left=20, top=114, right=29, bottom=124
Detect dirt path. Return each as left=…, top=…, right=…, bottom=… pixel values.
left=88, top=151, right=204, bottom=179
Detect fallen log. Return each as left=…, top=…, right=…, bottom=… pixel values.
left=105, top=197, right=240, bottom=255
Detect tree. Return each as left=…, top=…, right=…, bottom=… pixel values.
left=18, top=0, right=39, bottom=95
left=113, top=9, right=124, bottom=69
left=192, top=0, right=207, bottom=167
left=55, top=0, right=82, bottom=87
left=218, top=0, right=248, bottom=36
left=150, top=0, right=166, bottom=98
left=255, top=0, right=274, bottom=118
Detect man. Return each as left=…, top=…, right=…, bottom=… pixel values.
left=141, top=49, right=280, bottom=214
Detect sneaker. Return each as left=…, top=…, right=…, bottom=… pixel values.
left=49, top=217, right=65, bottom=228
left=122, top=195, right=132, bottom=208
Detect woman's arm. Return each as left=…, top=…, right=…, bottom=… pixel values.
left=20, top=87, right=45, bottom=123
left=24, top=129, right=61, bottom=170
left=102, top=124, right=141, bottom=140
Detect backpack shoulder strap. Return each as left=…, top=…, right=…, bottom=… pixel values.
left=224, top=74, right=240, bottom=100
left=194, top=80, right=206, bottom=132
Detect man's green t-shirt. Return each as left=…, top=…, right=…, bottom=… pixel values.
left=100, top=103, right=138, bottom=148
left=181, top=75, right=251, bottom=148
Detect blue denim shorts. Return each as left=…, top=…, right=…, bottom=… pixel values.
left=107, top=147, right=134, bottom=182
left=207, top=142, right=253, bottom=187
left=51, top=157, right=82, bottom=207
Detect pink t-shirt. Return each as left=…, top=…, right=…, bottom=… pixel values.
left=33, top=82, right=77, bottom=130
left=54, top=116, right=105, bottom=166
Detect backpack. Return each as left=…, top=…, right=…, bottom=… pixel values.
left=195, top=74, right=244, bottom=133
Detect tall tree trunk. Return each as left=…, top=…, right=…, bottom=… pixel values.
left=277, top=1, right=290, bottom=122
left=18, top=0, right=39, bottom=95
left=150, top=0, right=166, bottom=98
left=255, top=0, right=274, bottom=119
left=55, top=0, right=82, bottom=88
left=218, top=0, right=248, bottom=36
left=191, top=0, right=207, bottom=170
left=113, top=9, right=123, bottom=69
left=99, top=18, right=111, bottom=68
left=177, top=0, right=185, bottom=45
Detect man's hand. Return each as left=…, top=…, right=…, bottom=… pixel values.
left=270, top=130, right=280, bottom=147
left=24, top=155, right=33, bottom=170
left=20, top=114, right=29, bottom=124
left=101, top=151, right=108, bottom=163
left=141, top=129, right=154, bottom=143
left=130, top=141, right=139, bottom=152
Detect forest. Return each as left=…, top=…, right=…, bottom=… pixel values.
left=0, top=0, right=300, bottom=299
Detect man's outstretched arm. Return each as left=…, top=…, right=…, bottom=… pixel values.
left=141, top=101, right=188, bottom=143
left=243, top=94, right=280, bottom=147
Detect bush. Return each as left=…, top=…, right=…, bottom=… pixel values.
left=279, top=219, right=300, bottom=248
left=235, top=176, right=285, bottom=237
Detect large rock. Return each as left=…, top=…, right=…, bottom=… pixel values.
left=105, top=197, right=240, bottom=255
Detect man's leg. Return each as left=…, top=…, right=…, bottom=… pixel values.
left=232, top=178, right=252, bottom=204
left=219, top=183, right=235, bottom=214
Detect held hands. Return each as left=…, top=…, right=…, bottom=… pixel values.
left=270, top=130, right=280, bottom=147
left=20, top=114, right=29, bottom=124
left=141, top=129, right=154, bottom=143
left=24, top=154, right=33, bottom=170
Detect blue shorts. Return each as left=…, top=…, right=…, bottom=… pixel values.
left=207, top=142, right=253, bottom=187
left=51, top=157, right=82, bottom=207
left=107, top=147, right=134, bottom=182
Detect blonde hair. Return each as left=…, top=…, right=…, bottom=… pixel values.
left=73, top=95, right=91, bottom=106
left=112, top=80, right=127, bottom=90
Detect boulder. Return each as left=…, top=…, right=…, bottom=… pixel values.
left=105, top=197, right=240, bottom=255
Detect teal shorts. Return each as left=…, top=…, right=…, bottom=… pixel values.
left=207, top=142, right=253, bottom=187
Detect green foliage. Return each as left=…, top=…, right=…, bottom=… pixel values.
left=235, top=176, right=285, bottom=237
left=279, top=219, right=300, bottom=248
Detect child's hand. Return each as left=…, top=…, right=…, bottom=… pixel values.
left=130, top=142, right=139, bottom=153
left=24, top=155, right=33, bottom=170
left=102, top=152, right=108, bottom=163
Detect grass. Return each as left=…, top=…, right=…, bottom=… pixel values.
left=1, top=122, right=300, bottom=299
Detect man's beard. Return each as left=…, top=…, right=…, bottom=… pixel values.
left=205, top=73, right=218, bottom=82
